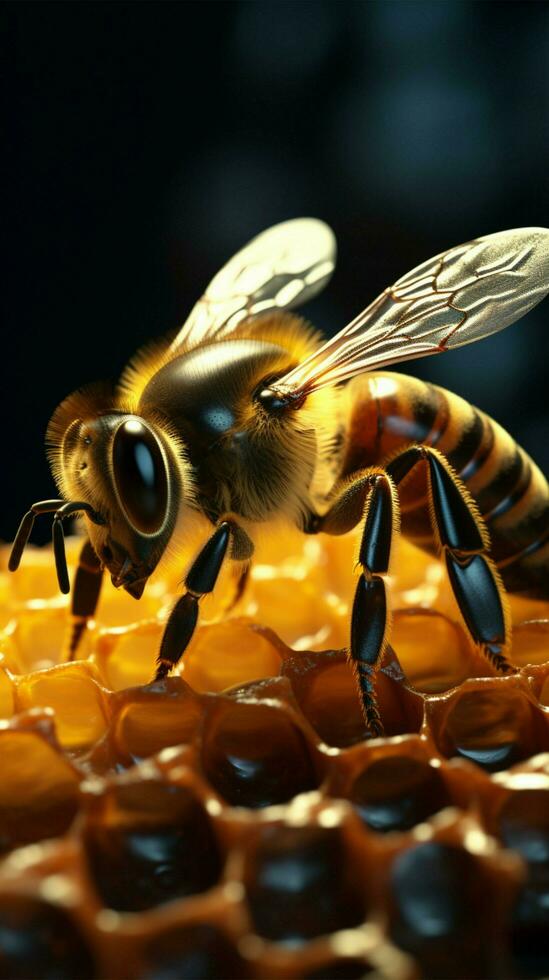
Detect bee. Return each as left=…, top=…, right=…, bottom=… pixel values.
left=10, top=220, right=549, bottom=735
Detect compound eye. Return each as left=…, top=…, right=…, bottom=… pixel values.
left=112, top=419, right=168, bottom=534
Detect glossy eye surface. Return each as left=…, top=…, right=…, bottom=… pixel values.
left=112, top=419, right=168, bottom=534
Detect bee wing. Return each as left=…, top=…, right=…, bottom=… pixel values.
left=276, top=227, right=549, bottom=396
left=170, top=218, right=337, bottom=351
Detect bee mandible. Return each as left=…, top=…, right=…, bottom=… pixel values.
left=10, top=219, right=549, bottom=735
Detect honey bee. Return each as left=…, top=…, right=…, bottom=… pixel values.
left=10, top=220, right=549, bottom=735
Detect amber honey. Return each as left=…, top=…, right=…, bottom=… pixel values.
left=0, top=531, right=548, bottom=979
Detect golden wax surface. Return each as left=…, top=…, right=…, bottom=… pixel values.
left=0, top=529, right=548, bottom=980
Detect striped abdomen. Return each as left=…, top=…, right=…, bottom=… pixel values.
left=341, top=372, right=549, bottom=598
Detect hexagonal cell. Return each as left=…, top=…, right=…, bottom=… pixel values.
left=0, top=894, right=97, bottom=979
left=282, top=649, right=423, bottom=748
left=81, top=778, right=223, bottom=912
left=391, top=609, right=482, bottom=693
left=389, top=842, right=508, bottom=979
left=426, top=678, right=549, bottom=772
left=93, top=620, right=162, bottom=691
left=200, top=697, right=320, bottom=808
left=110, top=679, right=204, bottom=762
left=0, top=713, right=80, bottom=851
left=242, top=822, right=368, bottom=942
left=15, top=663, right=109, bottom=750
left=346, top=754, right=452, bottom=833
left=5, top=604, right=72, bottom=673
left=181, top=620, right=282, bottom=694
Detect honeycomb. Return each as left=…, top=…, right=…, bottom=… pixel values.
left=0, top=527, right=548, bottom=979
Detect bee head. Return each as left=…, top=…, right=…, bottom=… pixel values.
left=47, top=387, right=184, bottom=596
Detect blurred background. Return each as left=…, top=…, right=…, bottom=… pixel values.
left=3, top=0, right=549, bottom=542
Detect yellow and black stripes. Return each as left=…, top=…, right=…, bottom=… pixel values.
left=342, top=373, right=549, bottom=599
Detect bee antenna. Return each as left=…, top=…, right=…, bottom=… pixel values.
left=51, top=501, right=105, bottom=595
left=52, top=518, right=70, bottom=594
left=9, top=499, right=65, bottom=572
left=9, top=499, right=105, bottom=594
left=9, top=511, right=37, bottom=572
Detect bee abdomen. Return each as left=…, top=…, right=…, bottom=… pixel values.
left=342, top=372, right=549, bottom=599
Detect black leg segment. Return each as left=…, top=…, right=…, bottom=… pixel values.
left=65, top=539, right=104, bottom=661
left=317, top=471, right=397, bottom=737
left=314, top=444, right=512, bottom=737
left=155, top=520, right=250, bottom=681
left=351, top=574, right=388, bottom=736
left=445, top=553, right=510, bottom=671
left=156, top=592, right=200, bottom=680
left=389, top=445, right=512, bottom=672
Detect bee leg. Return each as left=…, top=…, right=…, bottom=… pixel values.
left=155, top=520, right=253, bottom=681
left=64, top=538, right=104, bottom=661
left=387, top=446, right=512, bottom=673
left=316, top=470, right=398, bottom=737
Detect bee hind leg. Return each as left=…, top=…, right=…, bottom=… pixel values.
left=314, top=469, right=399, bottom=737
left=387, top=445, right=513, bottom=674
left=155, top=520, right=253, bottom=681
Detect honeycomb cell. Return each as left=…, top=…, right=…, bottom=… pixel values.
left=94, top=621, right=162, bottom=691
left=140, top=923, right=250, bottom=980
left=391, top=609, right=478, bottom=692
left=245, top=571, right=337, bottom=650
left=95, top=581, right=164, bottom=628
left=111, top=680, right=203, bottom=761
left=0, top=719, right=80, bottom=851
left=348, top=755, right=451, bottom=833
left=82, top=779, right=223, bottom=912
left=288, top=654, right=369, bottom=747
left=497, top=786, right=549, bottom=978
left=284, top=650, right=423, bottom=748
left=0, top=895, right=97, bottom=980
left=200, top=699, right=319, bottom=808
left=181, top=620, right=282, bottom=693
left=429, top=681, right=548, bottom=772
left=389, top=842, right=500, bottom=979
left=6, top=605, right=70, bottom=672
left=4, top=545, right=65, bottom=602
left=243, top=823, right=367, bottom=942
left=16, top=663, right=109, bottom=750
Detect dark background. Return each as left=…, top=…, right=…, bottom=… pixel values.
left=3, top=0, right=549, bottom=543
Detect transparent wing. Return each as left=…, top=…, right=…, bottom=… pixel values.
left=170, top=217, right=336, bottom=351
left=277, top=227, right=549, bottom=396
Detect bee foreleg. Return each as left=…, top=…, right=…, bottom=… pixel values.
left=65, top=538, right=104, bottom=662
left=155, top=520, right=252, bottom=681
left=387, top=446, right=513, bottom=674
left=316, top=471, right=398, bottom=737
